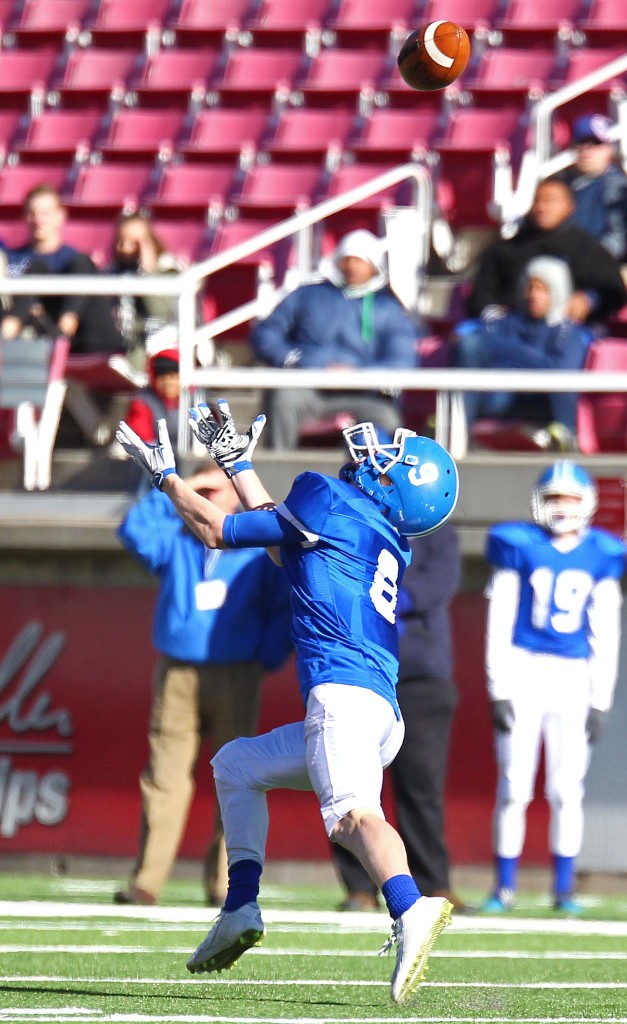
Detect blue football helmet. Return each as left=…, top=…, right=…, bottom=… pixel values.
left=531, top=460, right=598, bottom=535
left=341, top=422, right=459, bottom=537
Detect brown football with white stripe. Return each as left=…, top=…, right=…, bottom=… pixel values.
left=397, top=21, right=471, bottom=91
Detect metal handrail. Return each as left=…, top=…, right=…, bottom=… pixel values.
left=533, top=53, right=627, bottom=167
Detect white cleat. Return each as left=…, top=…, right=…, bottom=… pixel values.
left=380, top=895, right=453, bottom=1005
left=186, top=901, right=265, bottom=975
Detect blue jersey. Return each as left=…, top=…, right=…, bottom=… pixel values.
left=486, top=522, right=626, bottom=658
left=224, top=472, right=411, bottom=712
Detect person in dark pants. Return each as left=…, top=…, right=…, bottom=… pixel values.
left=332, top=521, right=473, bottom=913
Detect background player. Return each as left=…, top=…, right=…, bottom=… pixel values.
left=116, top=401, right=458, bottom=1005
left=483, top=461, right=625, bottom=914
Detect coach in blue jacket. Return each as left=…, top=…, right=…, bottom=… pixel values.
left=251, top=229, right=420, bottom=449
left=113, top=466, right=292, bottom=906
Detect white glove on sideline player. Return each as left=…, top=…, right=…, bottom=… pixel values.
left=115, top=418, right=177, bottom=490
left=188, top=399, right=266, bottom=477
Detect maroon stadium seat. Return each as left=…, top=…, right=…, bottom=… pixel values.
left=62, top=218, right=117, bottom=267
left=83, top=0, right=173, bottom=46
left=53, top=48, right=140, bottom=109
left=210, top=47, right=306, bottom=109
left=420, top=0, right=499, bottom=34
left=179, top=108, right=269, bottom=162
left=263, top=108, right=357, bottom=161
left=244, top=0, right=332, bottom=48
left=64, top=161, right=153, bottom=214
left=324, top=0, right=417, bottom=49
left=129, top=47, right=221, bottom=108
left=295, top=49, right=387, bottom=109
left=9, top=0, right=91, bottom=44
left=97, top=109, right=185, bottom=160
left=168, top=0, right=254, bottom=46
left=0, top=163, right=69, bottom=212
left=15, top=111, right=103, bottom=162
left=352, top=108, right=441, bottom=161
left=495, top=0, right=584, bottom=46
left=578, top=0, right=627, bottom=45
left=149, top=218, right=209, bottom=264
left=577, top=338, right=627, bottom=453
left=464, top=47, right=560, bottom=107
left=0, top=110, right=25, bottom=157
left=0, top=49, right=59, bottom=110
left=146, top=162, right=240, bottom=216
left=231, top=161, right=326, bottom=217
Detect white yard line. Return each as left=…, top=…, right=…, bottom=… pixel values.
left=2, top=902, right=627, bottom=937
left=3, top=945, right=627, bottom=959
left=4, top=976, right=627, bottom=989
left=3, top=1013, right=627, bottom=1023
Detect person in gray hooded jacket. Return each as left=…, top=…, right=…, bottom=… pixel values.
left=250, top=229, right=420, bottom=449
left=451, top=255, right=591, bottom=451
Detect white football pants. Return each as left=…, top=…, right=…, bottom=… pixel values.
left=493, top=652, right=591, bottom=859
left=211, top=682, right=404, bottom=867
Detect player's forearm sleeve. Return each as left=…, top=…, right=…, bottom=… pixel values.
left=587, top=577, right=622, bottom=712
left=485, top=569, right=520, bottom=700
left=222, top=509, right=303, bottom=548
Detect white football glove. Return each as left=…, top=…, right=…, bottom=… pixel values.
left=188, top=398, right=266, bottom=477
left=115, top=418, right=177, bottom=490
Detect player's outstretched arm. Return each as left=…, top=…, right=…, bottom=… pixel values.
left=115, top=418, right=227, bottom=548
left=188, top=399, right=275, bottom=511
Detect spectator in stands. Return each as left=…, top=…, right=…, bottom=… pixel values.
left=250, top=229, right=420, bottom=449
left=0, top=184, right=125, bottom=354
left=110, top=212, right=183, bottom=372
left=466, top=177, right=627, bottom=327
left=558, top=115, right=627, bottom=264
left=453, top=256, right=590, bottom=452
left=123, top=346, right=181, bottom=451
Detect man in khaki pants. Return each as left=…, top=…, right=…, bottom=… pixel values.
left=114, top=465, right=292, bottom=906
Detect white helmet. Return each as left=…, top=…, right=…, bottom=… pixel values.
left=531, top=461, right=598, bottom=535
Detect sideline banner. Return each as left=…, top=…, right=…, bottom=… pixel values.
left=0, top=584, right=543, bottom=863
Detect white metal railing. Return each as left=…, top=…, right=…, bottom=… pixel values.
left=185, top=364, right=627, bottom=460
left=499, top=53, right=627, bottom=229
left=0, top=161, right=434, bottom=451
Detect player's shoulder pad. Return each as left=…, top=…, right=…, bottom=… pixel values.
left=588, top=526, right=627, bottom=577
left=486, top=521, right=539, bottom=567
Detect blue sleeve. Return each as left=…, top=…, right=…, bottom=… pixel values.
left=116, top=488, right=177, bottom=572
left=222, top=508, right=305, bottom=548
left=279, top=472, right=332, bottom=535
left=485, top=523, right=527, bottom=570
left=250, top=289, right=302, bottom=367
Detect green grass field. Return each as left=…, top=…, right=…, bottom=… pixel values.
left=1, top=873, right=626, bottom=1023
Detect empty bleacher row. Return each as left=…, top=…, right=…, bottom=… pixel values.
left=0, top=0, right=626, bottom=476
left=0, top=0, right=623, bottom=271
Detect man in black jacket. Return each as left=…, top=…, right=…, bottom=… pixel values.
left=331, top=522, right=472, bottom=912
left=467, top=177, right=626, bottom=326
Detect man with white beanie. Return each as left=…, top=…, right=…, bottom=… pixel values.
left=251, top=229, right=420, bottom=449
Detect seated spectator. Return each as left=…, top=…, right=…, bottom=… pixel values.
left=452, top=256, right=590, bottom=452
left=558, top=115, right=627, bottom=264
left=467, top=177, right=627, bottom=327
left=123, top=346, right=181, bottom=450
left=250, top=229, right=420, bottom=450
left=109, top=212, right=183, bottom=372
left=1, top=183, right=125, bottom=355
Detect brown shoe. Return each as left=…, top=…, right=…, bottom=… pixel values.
left=337, top=891, right=380, bottom=912
left=113, top=886, right=156, bottom=906
left=430, top=889, right=476, bottom=915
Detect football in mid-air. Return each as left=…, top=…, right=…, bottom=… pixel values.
left=397, top=21, right=471, bottom=91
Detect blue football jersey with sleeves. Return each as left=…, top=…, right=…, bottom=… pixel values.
left=276, top=471, right=412, bottom=712
left=486, top=522, right=626, bottom=658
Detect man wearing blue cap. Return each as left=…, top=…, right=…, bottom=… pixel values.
left=560, top=114, right=627, bottom=264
